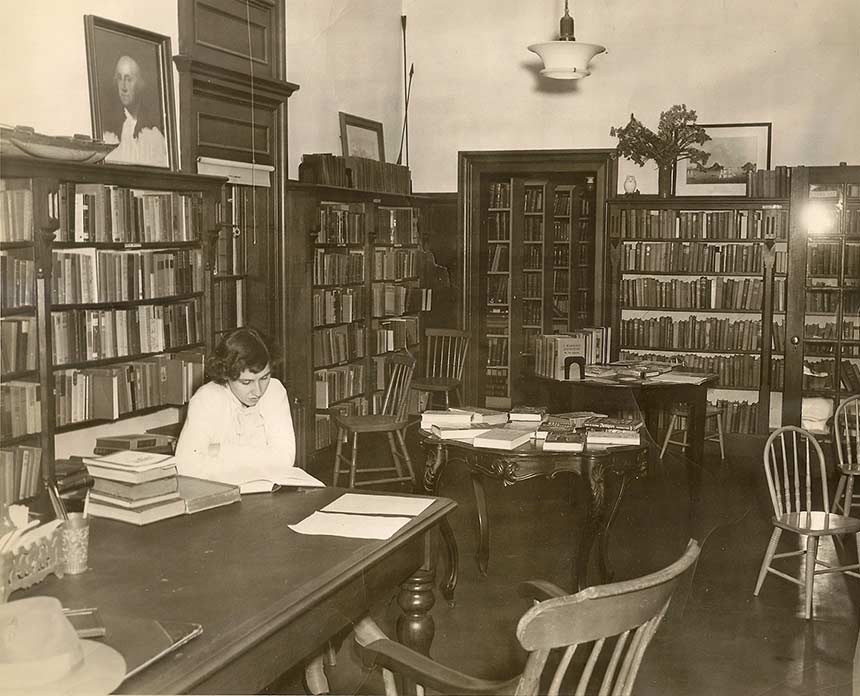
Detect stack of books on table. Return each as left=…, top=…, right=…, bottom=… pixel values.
left=423, top=407, right=509, bottom=440
left=508, top=406, right=547, bottom=422
left=534, top=411, right=607, bottom=439
left=472, top=424, right=537, bottom=451
left=583, top=416, right=644, bottom=446
left=543, top=431, right=586, bottom=452
left=83, top=451, right=186, bottom=525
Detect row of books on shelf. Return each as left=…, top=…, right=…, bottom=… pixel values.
left=212, top=281, right=243, bottom=334
left=51, top=248, right=203, bottom=304
left=0, top=183, right=32, bottom=242
left=620, top=276, right=786, bottom=312
left=484, top=368, right=509, bottom=397
left=610, top=208, right=788, bottom=241
left=488, top=182, right=511, bottom=209
left=553, top=220, right=571, bottom=241
left=487, top=276, right=509, bottom=304
left=318, top=203, right=365, bottom=245
left=214, top=225, right=245, bottom=276
left=370, top=285, right=431, bottom=317
left=0, top=316, right=36, bottom=374
left=312, top=248, right=364, bottom=286
left=0, top=378, right=41, bottom=438
left=805, top=320, right=860, bottom=341
left=312, top=323, right=366, bottom=368
left=523, top=187, right=545, bottom=213
left=805, top=289, right=855, bottom=313
left=53, top=350, right=204, bottom=427
left=807, top=242, right=860, bottom=277
left=620, top=316, right=785, bottom=353
left=622, top=242, right=786, bottom=275
left=521, top=273, right=543, bottom=298
left=487, top=211, right=510, bottom=240
left=533, top=327, right=611, bottom=380
left=552, top=271, right=570, bottom=292
left=746, top=167, right=792, bottom=199
left=0, top=445, right=42, bottom=503
left=522, top=217, right=543, bottom=241
left=488, top=244, right=510, bottom=271
left=553, top=191, right=572, bottom=216
left=0, top=254, right=34, bottom=308
left=619, top=350, right=782, bottom=390
left=298, top=154, right=412, bottom=195
left=51, top=301, right=202, bottom=365
left=522, top=245, right=543, bottom=269
left=52, top=184, right=201, bottom=243
left=372, top=248, right=418, bottom=280
left=373, top=316, right=420, bottom=353
left=802, top=359, right=860, bottom=393
left=486, top=336, right=509, bottom=366
left=521, top=300, right=543, bottom=326
left=312, top=287, right=364, bottom=326
left=314, top=397, right=370, bottom=449
left=314, top=363, right=365, bottom=409
left=375, top=208, right=419, bottom=246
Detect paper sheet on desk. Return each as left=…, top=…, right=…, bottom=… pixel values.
left=321, top=493, right=433, bottom=517
left=289, top=511, right=412, bottom=539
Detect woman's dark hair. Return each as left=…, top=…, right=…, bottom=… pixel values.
left=206, top=328, right=272, bottom=384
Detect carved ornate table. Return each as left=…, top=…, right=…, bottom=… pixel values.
left=419, top=432, right=649, bottom=597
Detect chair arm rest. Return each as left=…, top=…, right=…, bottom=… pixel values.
left=517, top=580, right=567, bottom=602
left=355, top=638, right=518, bottom=696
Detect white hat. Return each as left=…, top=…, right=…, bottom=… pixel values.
left=0, top=596, right=126, bottom=695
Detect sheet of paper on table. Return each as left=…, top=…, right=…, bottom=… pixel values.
left=321, top=493, right=433, bottom=517
left=288, top=511, right=412, bottom=540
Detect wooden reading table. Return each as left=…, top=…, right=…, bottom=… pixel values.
left=418, top=432, right=648, bottom=594
left=18, top=488, right=455, bottom=694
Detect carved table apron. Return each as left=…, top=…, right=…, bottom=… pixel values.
left=419, top=432, right=649, bottom=595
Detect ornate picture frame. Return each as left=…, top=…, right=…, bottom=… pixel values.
left=674, top=122, right=772, bottom=196
left=84, top=15, right=177, bottom=169
left=339, top=112, right=385, bottom=162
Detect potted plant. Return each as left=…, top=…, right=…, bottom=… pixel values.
left=610, top=105, right=711, bottom=197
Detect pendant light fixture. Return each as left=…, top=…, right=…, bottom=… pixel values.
left=528, top=1, right=605, bottom=80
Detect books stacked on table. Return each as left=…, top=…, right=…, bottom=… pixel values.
left=422, top=407, right=509, bottom=439
left=83, top=451, right=185, bottom=525
left=508, top=406, right=547, bottom=422
left=543, top=431, right=586, bottom=452
left=472, top=424, right=535, bottom=451
left=534, top=411, right=607, bottom=439
left=583, top=416, right=644, bottom=446
left=93, top=432, right=176, bottom=456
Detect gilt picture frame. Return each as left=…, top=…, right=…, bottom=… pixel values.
left=339, top=112, right=385, bottom=162
left=84, top=15, right=177, bottom=169
left=674, top=122, right=772, bottom=196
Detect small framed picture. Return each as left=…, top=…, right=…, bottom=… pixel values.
left=674, top=122, right=772, bottom=196
left=339, top=112, right=385, bottom=162
left=84, top=15, right=177, bottom=169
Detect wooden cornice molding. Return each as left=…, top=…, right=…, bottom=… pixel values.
left=173, top=55, right=299, bottom=103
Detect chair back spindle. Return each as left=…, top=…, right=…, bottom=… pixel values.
left=764, top=426, right=829, bottom=516
left=836, top=396, right=860, bottom=474
left=380, top=351, right=416, bottom=420
left=424, top=329, right=469, bottom=381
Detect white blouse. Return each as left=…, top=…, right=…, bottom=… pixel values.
left=174, top=377, right=296, bottom=486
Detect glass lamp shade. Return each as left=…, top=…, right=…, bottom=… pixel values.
left=528, top=41, right=606, bottom=79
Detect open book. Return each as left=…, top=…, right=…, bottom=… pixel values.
left=239, top=467, right=325, bottom=494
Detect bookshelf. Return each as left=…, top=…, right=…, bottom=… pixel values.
left=285, top=182, right=430, bottom=457
left=480, top=175, right=603, bottom=409
left=607, top=195, right=790, bottom=434
left=0, top=156, right=224, bottom=504
left=211, top=184, right=249, bottom=338
left=783, top=165, right=860, bottom=426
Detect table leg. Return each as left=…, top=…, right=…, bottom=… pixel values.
left=396, top=567, right=436, bottom=696
left=597, top=473, right=628, bottom=583
left=470, top=472, right=490, bottom=576
left=575, top=459, right=607, bottom=591
left=421, top=445, right=458, bottom=603
left=686, top=388, right=706, bottom=501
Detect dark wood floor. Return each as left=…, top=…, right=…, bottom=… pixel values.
left=269, top=431, right=860, bottom=695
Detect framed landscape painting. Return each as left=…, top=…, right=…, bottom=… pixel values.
left=675, top=122, right=772, bottom=196
left=339, top=112, right=385, bottom=162
left=84, top=15, right=177, bottom=169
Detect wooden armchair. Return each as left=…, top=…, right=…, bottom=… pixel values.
left=354, top=540, right=700, bottom=696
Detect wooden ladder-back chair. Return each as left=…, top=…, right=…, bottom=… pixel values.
left=832, top=395, right=860, bottom=516
left=411, top=329, right=470, bottom=409
left=332, top=350, right=417, bottom=488
left=354, top=540, right=700, bottom=696
left=754, top=425, right=860, bottom=619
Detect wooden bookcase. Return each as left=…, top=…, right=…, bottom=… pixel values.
left=0, top=156, right=224, bottom=504
left=460, top=151, right=611, bottom=409
left=607, top=194, right=790, bottom=434
left=783, top=164, right=860, bottom=426
left=282, top=182, right=430, bottom=460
